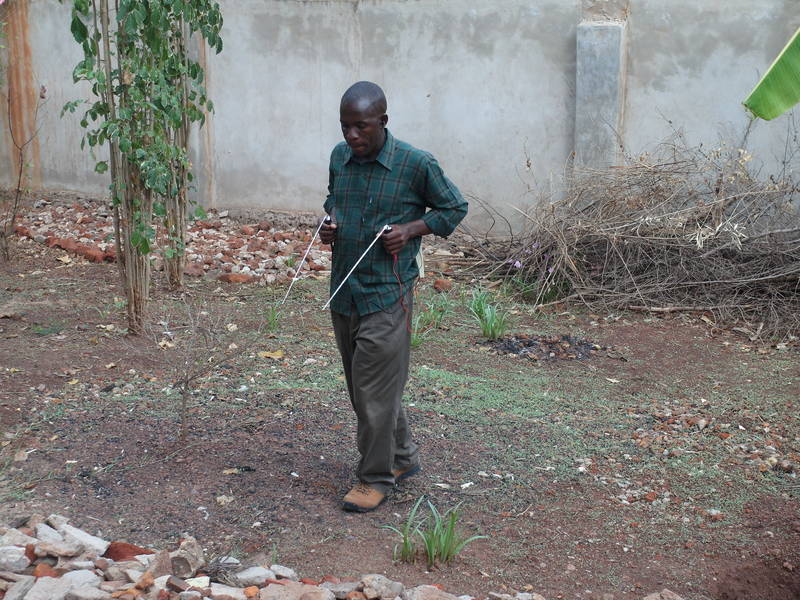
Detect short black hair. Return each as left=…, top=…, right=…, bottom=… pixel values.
left=341, top=81, right=387, bottom=115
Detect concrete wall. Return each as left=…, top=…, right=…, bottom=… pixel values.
left=1, top=0, right=798, bottom=219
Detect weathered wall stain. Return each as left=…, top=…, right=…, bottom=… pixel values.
left=4, top=0, right=42, bottom=189
left=197, top=40, right=217, bottom=210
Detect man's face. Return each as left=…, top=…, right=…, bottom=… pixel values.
left=340, top=99, right=387, bottom=161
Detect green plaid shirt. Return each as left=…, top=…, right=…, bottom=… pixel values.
left=324, top=130, right=467, bottom=316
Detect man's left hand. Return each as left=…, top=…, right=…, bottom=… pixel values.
left=381, top=219, right=432, bottom=255
left=382, top=223, right=414, bottom=255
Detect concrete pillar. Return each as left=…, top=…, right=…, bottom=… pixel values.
left=574, top=20, right=627, bottom=169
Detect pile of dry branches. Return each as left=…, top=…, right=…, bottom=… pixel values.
left=472, top=136, right=800, bottom=339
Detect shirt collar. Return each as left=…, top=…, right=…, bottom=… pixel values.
left=344, top=129, right=395, bottom=171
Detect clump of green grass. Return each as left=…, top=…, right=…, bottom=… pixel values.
left=410, top=313, right=428, bottom=349
left=468, top=289, right=510, bottom=340
left=32, top=321, right=65, bottom=336
left=409, top=292, right=454, bottom=349
left=382, top=495, right=426, bottom=562
left=263, top=306, right=281, bottom=332
left=383, top=496, right=486, bottom=568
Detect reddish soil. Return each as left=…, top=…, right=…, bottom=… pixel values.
left=1, top=214, right=799, bottom=600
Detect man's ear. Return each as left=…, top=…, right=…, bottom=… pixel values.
left=380, top=114, right=389, bottom=127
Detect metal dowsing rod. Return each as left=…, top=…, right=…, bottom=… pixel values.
left=279, top=216, right=329, bottom=306
left=322, top=224, right=391, bottom=311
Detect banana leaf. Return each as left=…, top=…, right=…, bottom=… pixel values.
left=744, top=28, right=800, bottom=120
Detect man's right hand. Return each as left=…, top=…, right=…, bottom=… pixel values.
left=320, top=217, right=337, bottom=244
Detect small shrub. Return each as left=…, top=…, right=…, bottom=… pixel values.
left=383, top=496, right=485, bottom=569
left=471, top=302, right=510, bottom=340
left=410, top=313, right=428, bottom=349
left=382, top=495, right=425, bottom=562
left=417, top=499, right=486, bottom=568
left=424, top=293, right=453, bottom=328
left=467, top=288, right=492, bottom=321
left=263, top=306, right=281, bottom=333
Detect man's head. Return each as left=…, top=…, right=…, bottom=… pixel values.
left=340, top=81, right=388, bottom=161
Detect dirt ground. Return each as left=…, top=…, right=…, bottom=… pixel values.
left=1, top=208, right=799, bottom=600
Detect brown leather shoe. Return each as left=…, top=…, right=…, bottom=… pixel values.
left=342, top=483, right=386, bottom=513
left=392, top=464, right=421, bottom=483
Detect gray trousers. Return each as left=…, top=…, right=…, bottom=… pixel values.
left=331, top=294, right=419, bottom=493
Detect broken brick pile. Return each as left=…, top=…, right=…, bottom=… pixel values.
left=0, top=516, right=686, bottom=600
left=12, top=200, right=331, bottom=285
left=0, top=514, right=474, bottom=600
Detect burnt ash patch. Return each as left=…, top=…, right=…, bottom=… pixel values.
left=479, top=333, right=604, bottom=360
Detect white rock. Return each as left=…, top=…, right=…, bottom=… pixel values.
left=36, top=523, right=65, bottom=543
left=62, top=569, right=102, bottom=588
left=35, top=540, right=82, bottom=557
left=0, top=546, right=30, bottom=572
left=58, top=524, right=110, bottom=556
left=404, top=586, right=460, bottom=600
left=47, top=514, right=71, bottom=529
left=0, top=529, right=37, bottom=546
left=64, top=560, right=97, bottom=570
left=321, top=581, right=360, bottom=599
left=210, top=582, right=247, bottom=599
left=3, top=575, right=35, bottom=600
left=185, top=575, right=210, bottom=587
left=362, top=574, right=404, bottom=600
left=134, top=553, right=153, bottom=567
left=24, top=576, right=73, bottom=600
left=152, top=575, right=171, bottom=591
left=270, top=564, right=298, bottom=581
left=235, top=565, right=275, bottom=586
left=178, top=592, right=203, bottom=599
left=65, top=586, right=112, bottom=600
left=642, top=591, right=685, bottom=600
left=123, top=568, right=144, bottom=583
left=260, top=582, right=334, bottom=600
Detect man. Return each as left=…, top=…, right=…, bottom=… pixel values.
left=320, top=81, right=467, bottom=512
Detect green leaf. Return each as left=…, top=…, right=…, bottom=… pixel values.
left=744, top=27, right=800, bottom=120
left=70, top=15, right=89, bottom=43
left=95, top=161, right=109, bottom=174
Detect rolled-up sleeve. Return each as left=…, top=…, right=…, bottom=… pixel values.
left=419, top=156, right=468, bottom=237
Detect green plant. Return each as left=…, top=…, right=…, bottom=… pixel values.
left=504, top=276, right=539, bottom=303
left=63, top=0, right=223, bottom=330
left=32, top=322, right=65, bottom=336
left=264, top=305, right=281, bottom=333
left=423, top=293, right=453, bottom=329
left=383, top=496, right=485, bottom=568
left=284, top=255, right=297, bottom=269
left=467, top=288, right=492, bottom=321
left=744, top=27, right=800, bottom=120
left=471, top=302, right=510, bottom=340
left=410, top=313, right=428, bottom=349
left=382, top=495, right=426, bottom=562
left=418, top=499, right=485, bottom=568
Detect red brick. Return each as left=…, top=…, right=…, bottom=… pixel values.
left=218, top=273, right=253, bottom=284
left=33, top=562, right=61, bottom=578
left=184, top=263, right=205, bottom=277
left=433, top=278, right=453, bottom=292
left=241, top=225, right=256, bottom=236
left=104, top=541, right=155, bottom=562
left=77, top=244, right=105, bottom=263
